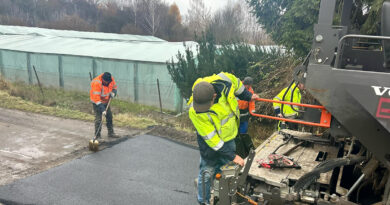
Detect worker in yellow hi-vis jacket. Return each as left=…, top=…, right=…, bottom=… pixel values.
left=273, top=82, right=304, bottom=130
left=188, top=72, right=258, bottom=205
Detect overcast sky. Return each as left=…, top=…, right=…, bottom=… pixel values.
left=164, top=0, right=239, bottom=16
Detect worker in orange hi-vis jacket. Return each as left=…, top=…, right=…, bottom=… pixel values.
left=238, top=77, right=255, bottom=134
left=90, top=72, right=119, bottom=139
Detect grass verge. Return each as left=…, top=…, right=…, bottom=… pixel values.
left=0, top=78, right=182, bottom=130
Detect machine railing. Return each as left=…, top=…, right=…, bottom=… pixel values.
left=250, top=98, right=332, bottom=128
left=334, top=34, right=390, bottom=68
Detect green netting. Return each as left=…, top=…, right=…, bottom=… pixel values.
left=0, top=50, right=186, bottom=112
left=0, top=50, right=28, bottom=83
left=0, top=26, right=198, bottom=112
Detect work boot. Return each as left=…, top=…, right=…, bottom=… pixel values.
left=108, top=132, right=120, bottom=138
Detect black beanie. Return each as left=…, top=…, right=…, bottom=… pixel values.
left=102, top=72, right=112, bottom=82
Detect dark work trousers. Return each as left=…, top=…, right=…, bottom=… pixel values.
left=93, top=103, right=113, bottom=137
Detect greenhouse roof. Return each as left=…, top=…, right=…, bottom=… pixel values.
left=0, top=25, right=166, bottom=42
left=0, top=34, right=197, bottom=63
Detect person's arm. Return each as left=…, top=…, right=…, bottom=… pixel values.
left=90, top=81, right=105, bottom=113
left=249, top=97, right=256, bottom=113
left=216, top=141, right=236, bottom=161
left=90, top=81, right=102, bottom=104
left=237, top=89, right=253, bottom=101
left=109, top=77, right=118, bottom=98
left=217, top=72, right=254, bottom=101
left=218, top=143, right=244, bottom=166
left=273, top=88, right=287, bottom=116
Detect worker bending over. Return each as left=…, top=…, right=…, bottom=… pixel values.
left=188, top=72, right=258, bottom=205
left=273, top=82, right=304, bottom=130
left=90, top=72, right=119, bottom=139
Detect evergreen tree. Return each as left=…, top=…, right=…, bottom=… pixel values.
left=246, top=0, right=386, bottom=57
left=167, top=30, right=285, bottom=100
left=167, top=31, right=218, bottom=100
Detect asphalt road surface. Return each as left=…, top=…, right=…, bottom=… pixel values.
left=0, top=135, right=199, bottom=205
left=0, top=107, right=134, bottom=186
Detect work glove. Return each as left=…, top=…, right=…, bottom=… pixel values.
left=110, top=89, right=117, bottom=98
left=98, top=103, right=105, bottom=114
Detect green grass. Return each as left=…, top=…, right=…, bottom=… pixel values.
left=0, top=90, right=94, bottom=121
left=0, top=77, right=276, bottom=139
left=0, top=78, right=171, bottom=130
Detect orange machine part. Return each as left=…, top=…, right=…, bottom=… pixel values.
left=250, top=98, right=331, bottom=128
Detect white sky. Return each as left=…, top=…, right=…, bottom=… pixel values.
left=164, top=0, right=239, bottom=16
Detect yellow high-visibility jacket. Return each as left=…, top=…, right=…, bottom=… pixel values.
left=188, top=72, right=246, bottom=151
left=273, top=83, right=302, bottom=117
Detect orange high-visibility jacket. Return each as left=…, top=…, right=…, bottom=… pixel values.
left=238, top=86, right=255, bottom=112
left=90, top=73, right=117, bottom=105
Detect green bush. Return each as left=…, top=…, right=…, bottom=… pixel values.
left=167, top=30, right=286, bottom=100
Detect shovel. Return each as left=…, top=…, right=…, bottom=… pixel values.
left=89, top=97, right=112, bottom=152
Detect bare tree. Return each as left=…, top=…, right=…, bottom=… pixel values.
left=185, top=0, right=211, bottom=34
left=238, top=1, right=272, bottom=44
left=209, top=1, right=244, bottom=42
left=139, top=0, right=163, bottom=36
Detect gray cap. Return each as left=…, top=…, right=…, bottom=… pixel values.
left=193, top=81, right=215, bottom=112
left=243, top=77, right=253, bottom=85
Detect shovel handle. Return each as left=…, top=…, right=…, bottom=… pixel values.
left=93, top=97, right=113, bottom=140
left=105, top=97, right=112, bottom=112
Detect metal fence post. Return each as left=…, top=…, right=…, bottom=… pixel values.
left=174, top=86, right=183, bottom=113
left=0, top=50, right=4, bottom=77
left=58, top=55, right=64, bottom=88
left=92, top=58, right=97, bottom=78
left=157, top=78, right=163, bottom=113
left=27, top=53, right=33, bottom=85
left=134, top=63, right=138, bottom=103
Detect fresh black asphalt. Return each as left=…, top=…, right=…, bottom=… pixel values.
left=0, top=135, right=200, bottom=205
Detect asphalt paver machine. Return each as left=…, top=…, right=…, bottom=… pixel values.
left=213, top=0, right=390, bottom=204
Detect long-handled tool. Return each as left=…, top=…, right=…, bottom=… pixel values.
left=89, top=97, right=112, bottom=152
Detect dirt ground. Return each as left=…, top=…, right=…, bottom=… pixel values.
left=0, top=107, right=199, bottom=186
left=0, top=107, right=141, bottom=186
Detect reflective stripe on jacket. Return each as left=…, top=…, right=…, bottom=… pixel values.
left=188, top=72, right=245, bottom=151
left=90, top=73, right=117, bottom=105
left=272, top=83, right=301, bottom=117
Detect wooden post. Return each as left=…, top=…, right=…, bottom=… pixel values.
left=157, top=78, right=163, bottom=113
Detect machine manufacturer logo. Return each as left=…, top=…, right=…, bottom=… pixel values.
left=376, top=97, right=390, bottom=119
left=372, top=86, right=390, bottom=96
